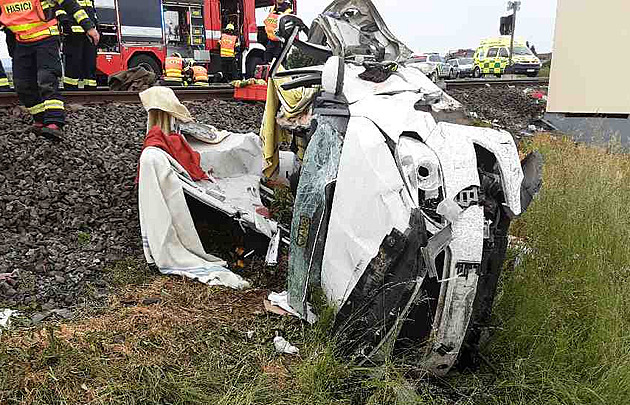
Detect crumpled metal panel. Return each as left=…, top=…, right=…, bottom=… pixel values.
left=423, top=205, right=484, bottom=375
left=320, top=0, right=414, bottom=62
left=288, top=117, right=345, bottom=315
left=447, top=124, right=525, bottom=215
left=349, top=92, right=438, bottom=142
left=321, top=116, right=411, bottom=308
left=425, top=122, right=481, bottom=200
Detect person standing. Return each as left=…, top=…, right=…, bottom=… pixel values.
left=56, top=0, right=99, bottom=90
left=219, top=23, right=238, bottom=81
left=0, top=0, right=99, bottom=140
left=263, top=0, right=293, bottom=64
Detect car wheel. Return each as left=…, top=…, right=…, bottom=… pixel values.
left=128, top=54, right=162, bottom=77
left=473, top=66, right=481, bottom=79
left=495, top=73, right=502, bottom=78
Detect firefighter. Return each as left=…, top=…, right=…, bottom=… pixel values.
left=219, top=23, right=238, bottom=81
left=162, top=52, right=184, bottom=86
left=191, top=64, right=209, bottom=87
left=263, top=0, right=293, bottom=64
left=56, top=0, right=98, bottom=90
left=0, top=0, right=99, bottom=140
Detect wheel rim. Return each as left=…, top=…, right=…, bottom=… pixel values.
left=139, top=62, right=155, bottom=74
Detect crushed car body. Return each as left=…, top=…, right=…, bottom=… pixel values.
left=268, top=0, right=542, bottom=374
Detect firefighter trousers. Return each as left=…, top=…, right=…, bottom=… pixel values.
left=63, top=33, right=97, bottom=90
left=221, top=57, right=236, bottom=81
left=264, top=40, right=282, bottom=64
left=13, top=37, right=65, bottom=126
left=0, top=61, right=9, bottom=92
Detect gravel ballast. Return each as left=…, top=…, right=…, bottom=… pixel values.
left=0, top=99, right=263, bottom=311
left=448, top=84, right=547, bottom=134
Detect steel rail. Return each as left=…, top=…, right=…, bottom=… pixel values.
left=0, top=85, right=236, bottom=107
left=444, top=77, right=549, bottom=89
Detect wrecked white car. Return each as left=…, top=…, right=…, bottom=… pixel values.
left=137, top=0, right=542, bottom=376
left=264, top=0, right=542, bottom=375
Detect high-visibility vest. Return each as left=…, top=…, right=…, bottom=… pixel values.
left=219, top=34, right=237, bottom=58
left=164, top=57, right=183, bottom=79
left=0, top=0, right=60, bottom=43
left=192, top=66, right=209, bottom=83
left=264, top=13, right=279, bottom=42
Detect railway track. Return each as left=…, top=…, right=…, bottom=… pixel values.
left=444, top=77, right=549, bottom=89
left=0, top=78, right=548, bottom=107
left=0, top=85, right=236, bottom=107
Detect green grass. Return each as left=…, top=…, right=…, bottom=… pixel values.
left=479, top=135, right=630, bottom=404
left=538, top=61, right=551, bottom=77
left=1, top=135, right=629, bottom=404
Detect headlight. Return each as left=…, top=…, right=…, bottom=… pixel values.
left=395, top=136, right=442, bottom=207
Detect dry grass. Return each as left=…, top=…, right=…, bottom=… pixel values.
left=2, top=134, right=629, bottom=404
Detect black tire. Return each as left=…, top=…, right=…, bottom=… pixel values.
left=128, top=54, right=162, bottom=77
left=473, top=66, right=482, bottom=78
left=495, top=73, right=502, bottom=78
left=246, top=55, right=264, bottom=79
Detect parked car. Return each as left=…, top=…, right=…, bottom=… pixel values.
left=447, top=57, right=474, bottom=78
left=409, top=53, right=456, bottom=82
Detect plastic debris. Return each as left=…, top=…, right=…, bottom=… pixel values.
left=273, top=334, right=299, bottom=355
left=0, top=309, right=16, bottom=333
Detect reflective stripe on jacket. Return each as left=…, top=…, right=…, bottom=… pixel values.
left=0, top=0, right=94, bottom=43
left=264, top=13, right=279, bottom=42
left=219, top=33, right=237, bottom=57
left=165, top=57, right=183, bottom=78
left=0, top=0, right=59, bottom=42
left=192, top=66, right=208, bottom=83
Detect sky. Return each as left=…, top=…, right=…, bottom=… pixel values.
left=296, top=0, right=558, bottom=54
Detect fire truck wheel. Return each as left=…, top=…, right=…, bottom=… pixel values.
left=128, top=54, right=162, bottom=77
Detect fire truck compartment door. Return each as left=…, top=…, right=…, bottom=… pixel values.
left=118, top=0, right=164, bottom=43
left=94, top=0, right=117, bottom=25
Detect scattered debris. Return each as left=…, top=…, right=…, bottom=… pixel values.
left=0, top=308, right=16, bottom=333
left=273, top=334, right=299, bottom=355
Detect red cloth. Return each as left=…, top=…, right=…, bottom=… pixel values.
left=142, top=126, right=209, bottom=181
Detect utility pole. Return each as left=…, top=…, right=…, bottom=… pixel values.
left=507, top=1, right=521, bottom=70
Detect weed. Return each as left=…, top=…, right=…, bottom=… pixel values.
left=77, top=231, right=91, bottom=246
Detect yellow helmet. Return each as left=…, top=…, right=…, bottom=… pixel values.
left=226, top=23, right=235, bottom=31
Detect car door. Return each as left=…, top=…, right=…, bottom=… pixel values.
left=484, top=47, right=498, bottom=73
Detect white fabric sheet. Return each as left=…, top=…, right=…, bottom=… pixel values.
left=138, top=147, right=249, bottom=289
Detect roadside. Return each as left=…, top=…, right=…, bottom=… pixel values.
left=2, top=134, right=629, bottom=404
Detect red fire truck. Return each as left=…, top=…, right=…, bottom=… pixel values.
left=95, top=0, right=296, bottom=81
